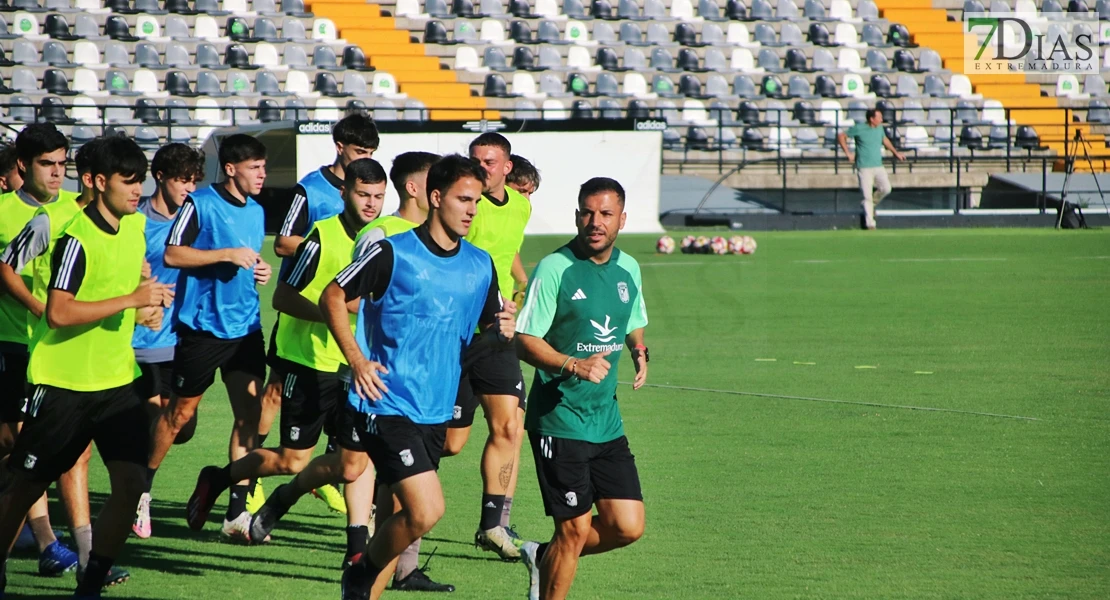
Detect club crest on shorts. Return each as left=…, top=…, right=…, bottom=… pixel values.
left=565, top=491, right=578, bottom=507
left=23, top=454, right=37, bottom=470
left=400, top=449, right=414, bottom=467
left=453, top=405, right=462, bottom=420
left=289, top=426, right=300, bottom=442
left=617, top=282, right=629, bottom=304
left=350, top=428, right=360, bottom=444
left=176, top=375, right=186, bottom=389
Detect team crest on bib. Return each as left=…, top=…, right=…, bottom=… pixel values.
left=400, top=449, right=414, bottom=467
left=617, top=282, right=629, bottom=304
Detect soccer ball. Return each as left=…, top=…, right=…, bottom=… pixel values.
left=710, top=236, right=729, bottom=255
left=728, top=235, right=745, bottom=254
left=680, top=235, right=697, bottom=254
left=656, top=235, right=675, bottom=254
left=741, top=236, right=757, bottom=255
left=693, top=236, right=711, bottom=254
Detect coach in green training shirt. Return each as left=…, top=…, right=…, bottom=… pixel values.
left=515, top=177, right=649, bottom=600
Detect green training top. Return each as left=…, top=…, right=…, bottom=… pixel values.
left=516, top=242, right=648, bottom=444
left=0, top=193, right=42, bottom=345
left=846, top=123, right=886, bottom=169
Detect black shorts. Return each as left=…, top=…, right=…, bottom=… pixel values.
left=449, top=333, right=526, bottom=429
left=136, top=361, right=174, bottom=402
left=0, top=349, right=29, bottom=424
left=529, top=434, right=643, bottom=520
left=265, top=320, right=279, bottom=369
left=11, top=383, right=150, bottom=482
left=172, top=328, right=267, bottom=398
left=275, top=358, right=346, bottom=450
left=356, top=414, right=447, bottom=486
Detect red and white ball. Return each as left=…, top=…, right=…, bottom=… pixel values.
left=693, top=236, right=711, bottom=254
left=710, top=236, right=729, bottom=255
left=740, top=236, right=757, bottom=255
left=656, top=235, right=676, bottom=254
left=728, top=235, right=745, bottom=254
left=680, top=235, right=697, bottom=254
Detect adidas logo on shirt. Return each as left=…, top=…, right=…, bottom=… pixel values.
left=571, top=289, right=587, bottom=300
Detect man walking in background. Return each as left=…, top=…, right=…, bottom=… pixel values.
left=837, top=109, right=905, bottom=230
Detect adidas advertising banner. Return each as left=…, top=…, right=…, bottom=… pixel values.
left=294, top=123, right=664, bottom=235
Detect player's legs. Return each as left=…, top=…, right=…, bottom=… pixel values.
left=858, top=167, right=878, bottom=229
left=873, top=168, right=893, bottom=205
left=148, top=393, right=202, bottom=470
left=0, top=386, right=101, bottom=586
left=350, top=471, right=445, bottom=600
left=248, top=447, right=369, bottom=543
left=580, top=499, right=644, bottom=556
left=369, top=486, right=401, bottom=600
left=501, top=406, right=525, bottom=527
left=477, top=394, right=524, bottom=549
left=538, top=512, right=592, bottom=600
left=344, top=462, right=375, bottom=527
left=57, top=444, right=92, bottom=568
left=443, top=372, right=477, bottom=457
left=219, top=330, right=267, bottom=525
left=442, top=426, right=470, bottom=456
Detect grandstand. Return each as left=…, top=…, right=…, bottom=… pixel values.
left=2, top=0, right=1109, bottom=220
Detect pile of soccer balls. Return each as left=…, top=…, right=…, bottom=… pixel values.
left=656, top=235, right=757, bottom=255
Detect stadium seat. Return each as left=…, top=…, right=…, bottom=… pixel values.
left=704, top=49, right=728, bottom=72
left=1068, top=0, right=1089, bottom=13
left=228, top=72, right=255, bottom=96
left=788, top=76, right=814, bottom=99
left=538, top=46, right=565, bottom=70
left=1015, top=126, right=1045, bottom=151
left=315, top=72, right=348, bottom=97
left=571, top=100, right=595, bottom=120
left=726, top=23, right=758, bottom=47
left=166, top=71, right=197, bottom=97
left=283, top=18, right=308, bottom=42
left=197, top=98, right=231, bottom=126
left=314, top=45, right=343, bottom=71
left=750, top=0, right=772, bottom=20
left=40, top=96, right=74, bottom=124
left=541, top=99, right=569, bottom=119
left=674, top=22, right=702, bottom=47
left=949, top=75, right=977, bottom=99
left=198, top=44, right=230, bottom=71
left=481, top=19, right=509, bottom=44
left=1084, top=74, right=1108, bottom=97
left=195, top=17, right=228, bottom=42
left=622, top=72, right=651, bottom=98
left=866, top=50, right=893, bottom=73
left=643, top=0, right=672, bottom=21
left=786, top=49, right=813, bottom=73
left=1089, top=99, right=1110, bottom=122
left=623, top=47, right=647, bottom=70
left=11, top=69, right=40, bottom=94
left=312, top=19, right=339, bottom=42
left=758, top=49, right=783, bottom=73
left=829, top=0, right=855, bottom=22
left=45, top=14, right=79, bottom=41
left=12, top=12, right=47, bottom=40
left=725, top=0, right=747, bottom=20
left=776, top=0, right=799, bottom=20
left=483, top=47, right=511, bottom=71
left=858, top=0, right=878, bottom=20
left=73, top=68, right=104, bottom=97
left=733, top=74, right=757, bottom=97
left=959, top=125, right=983, bottom=149
left=105, top=69, right=139, bottom=97
left=755, top=24, right=781, bottom=46
left=678, top=49, right=706, bottom=72
left=651, top=48, right=679, bottom=73
left=815, top=75, right=841, bottom=98
left=511, top=72, right=541, bottom=97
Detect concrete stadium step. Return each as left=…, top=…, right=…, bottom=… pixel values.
left=306, top=0, right=485, bottom=120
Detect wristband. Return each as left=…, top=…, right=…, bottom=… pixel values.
left=632, top=344, right=650, bottom=363
left=559, top=355, right=573, bottom=376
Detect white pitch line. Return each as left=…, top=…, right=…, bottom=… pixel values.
left=1068, top=256, right=1110, bottom=260
left=881, top=257, right=1009, bottom=263
left=619, top=381, right=1041, bottom=421
left=638, top=261, right=749, bottom=267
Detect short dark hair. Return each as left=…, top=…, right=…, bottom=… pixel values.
left=74, top=137, right=107, bottom=175
left=332, top=113, right=380, bottom=150
left=151, top=143, right=205, bottom=182
left=90, top=136, right=148, bottom=182
left=0, top=143, right=18, bottom=174
left=15, top=123, right=68, bottom=168
left=426, top=154, right=487, bottom=202
left=344, top=158, right=387, bottom=187
left=506, top=154, right=540, bottom=190
left=218, top=134, right=266, bottom=168
left=389, top=151, right=440, bottom=199
left=578, top=177, right=625, bottom=207
left=468, top=132, right=511, bottom=156
left=865, top=108, right=880, bottom=121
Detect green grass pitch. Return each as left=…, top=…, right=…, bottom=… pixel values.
left=6, top=228, right=1109, bottom=599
